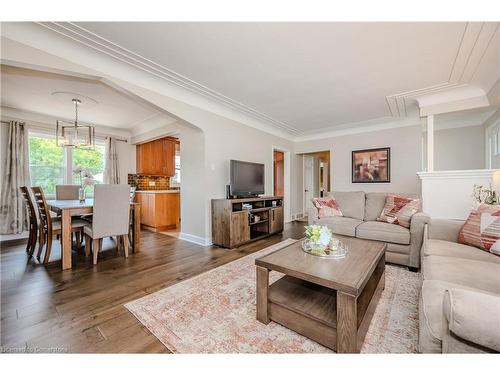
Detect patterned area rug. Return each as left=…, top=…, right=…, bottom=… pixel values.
left=125, top=238, right=422, bottom=353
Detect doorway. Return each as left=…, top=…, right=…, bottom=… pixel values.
left=302, top=151, right=331, bottom=215
left=272, top=147, right=291, bottom=223
left=273, top=150, right=284, bottom=196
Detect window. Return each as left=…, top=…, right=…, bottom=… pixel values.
left=171, top=143, right=181, bottom=186
left=73, top=141, right=105, bottom=195
left=29, top=133, right=65, bottom=196
left=29, top=131, right=106, bottom=197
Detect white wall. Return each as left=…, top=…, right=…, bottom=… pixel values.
left=295, top=125, right=423, bottom=199
left=433, top=125, right=485, bottom=171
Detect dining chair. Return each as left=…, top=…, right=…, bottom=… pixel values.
left=31, top=186, right=87, bottom=264
left=20, top=186, right=39, bottom=257
left=55, top=185, right=80, bottom=200
left=83, top=184, right=131, bottom=265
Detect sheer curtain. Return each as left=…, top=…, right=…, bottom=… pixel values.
left=103, top=137, right=120, bottom=184
left=0, top=121, right=31, bottom=234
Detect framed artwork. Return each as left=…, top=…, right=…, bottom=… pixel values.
left=352, top=147, right=390, bottom=183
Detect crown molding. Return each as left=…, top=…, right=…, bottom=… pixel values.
left=3, top=22, right=498, bottom=143
left=35, top=22, right=303, bottom=136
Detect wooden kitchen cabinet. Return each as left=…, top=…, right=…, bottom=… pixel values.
left=135, top=192, right=180, bottom=232
left=136, top=137, right=176, bottom=176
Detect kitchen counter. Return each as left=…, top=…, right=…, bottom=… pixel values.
left=135, top=190, right=180, bottom=194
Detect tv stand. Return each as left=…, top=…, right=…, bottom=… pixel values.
left=211, top=196, right=284, bottom=248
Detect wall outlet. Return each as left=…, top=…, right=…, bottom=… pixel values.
left=148, top=181, right=156, bottom=187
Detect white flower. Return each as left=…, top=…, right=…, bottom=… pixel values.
left=319, top=226, right=332, bottom=246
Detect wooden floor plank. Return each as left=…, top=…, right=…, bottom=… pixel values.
left=0, top=222, right=304, bottom=353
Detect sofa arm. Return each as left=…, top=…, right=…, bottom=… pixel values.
left=306, top=207, right=319, bottom=225
left=428, top=218, right=464, bottom=242
left=407, top=212, right=430, bottom=268
left=442, top=289, right=500, bottom=353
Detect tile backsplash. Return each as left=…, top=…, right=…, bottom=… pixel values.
left=128, top=174, right=175, bottom=190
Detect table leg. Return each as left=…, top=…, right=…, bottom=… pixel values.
left=133, top=205, right=141, bottom=253
left=256, top=266, right=270, bottom=324
left=61, top=210, right=72, bottom=270
left=337, top=291, right=358, bottom=353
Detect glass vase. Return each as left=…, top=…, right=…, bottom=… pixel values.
left=78, top=187, right=86, bottom=203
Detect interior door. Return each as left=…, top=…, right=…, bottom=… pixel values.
left=273, top=150, right=284, bottom=196
left=303, top=155, right=314, bottom=211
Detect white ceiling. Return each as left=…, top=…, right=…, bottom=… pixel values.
left=0, top=65, right=174, bottom=129
left=73, top=22, right=500, bottom=135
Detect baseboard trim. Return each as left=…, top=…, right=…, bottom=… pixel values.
left=178, top=232, right=212, bottom=246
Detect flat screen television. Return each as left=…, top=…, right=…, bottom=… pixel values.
left=230, top=160, right=265, bottom=198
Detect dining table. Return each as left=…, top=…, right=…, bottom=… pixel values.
left=47, top=199, right=141, bottom=270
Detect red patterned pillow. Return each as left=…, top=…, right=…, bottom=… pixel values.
left=458, top=204, right=500, bottom=256
left=377, top=194, right=421, bottom=228
left=311, top=197, right=343, bottom=218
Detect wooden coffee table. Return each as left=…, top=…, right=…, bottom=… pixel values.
left=255, top=236, right=386, bottom=353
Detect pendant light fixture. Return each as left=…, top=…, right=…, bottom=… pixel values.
left=56, top=98, right=95, bottom=148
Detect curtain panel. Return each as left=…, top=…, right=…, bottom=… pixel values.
left=0, top=121, right=31, bottom=234
left=103, top=137, right=120, bottom=184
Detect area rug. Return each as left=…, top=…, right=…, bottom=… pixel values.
left=125, top=238, right=422, bottom=353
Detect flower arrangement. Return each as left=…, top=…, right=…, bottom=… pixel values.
left=303, top=225, right=348, bottom=258
left=472, top=184, right=497, bottom=208
left=305, top=224, right=333, bottom=246
left=73, top=166, right=95, bottom=188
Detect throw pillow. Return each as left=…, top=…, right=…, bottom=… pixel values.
left=311, top=197, right=343, bottom=218
left=458, top=204, right=500, bottom=256
left=377, top=194, right=421, bottom=228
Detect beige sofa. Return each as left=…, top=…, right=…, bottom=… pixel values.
left=307, top=191, right=428, bottom=270
left=419, top=219, right=500, bottom=353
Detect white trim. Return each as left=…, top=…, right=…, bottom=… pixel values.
left=271, top=146, right=292, bottom=223
left=417, top=169, right=500, bottom=180
left=426, top=115, right=434, bottom=172
left=293, top=116, right=421, bottom=142
left=178, top=232, right=212, bottom=246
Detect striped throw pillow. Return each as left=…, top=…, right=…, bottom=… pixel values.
left=458, top=204, right=500, bottom=256
left=311, top=197, right=343, bottom=218
left=377, top=194, right=420, bottom=228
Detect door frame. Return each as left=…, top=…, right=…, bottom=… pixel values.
left=302, top=154, right=315, bottom=217
left=271, top=146, right=292, bottom=223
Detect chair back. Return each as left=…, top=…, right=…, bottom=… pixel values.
left=92, top=184, right=130, bottom=238
left=31, top=186, right=53, bottom=232
left=20, top=186, right=38, bottom=226
left=56, top=185, right=80, bottom=200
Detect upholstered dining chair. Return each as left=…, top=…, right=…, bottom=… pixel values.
left=31, top=186, right=87, bottom=264
left=55, top=184, right=80, bottom=200
left=20, top=186, right=39, bottom=257
left=83, top=184, right=131, bottom=265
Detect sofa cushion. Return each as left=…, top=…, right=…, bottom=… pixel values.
left=424, top=239, right=500, bottom=264
left=377, top=194, right=421, bottom=228
left=364, top=192, right=388, bottom=221
left=311, top=196, right=343, bottom=218
left=327, top=191, right=365, bottom=220
left=315, top=216, right=362, bottom=237
left=356, top=221, right=410, bottom=245
left=418, top=280, right=494, bottom=353
left=458, top=204, right=500, bottom=256
left=365, top=192, right=421, bottom=221
left=422, top=256, right=500, bottom=294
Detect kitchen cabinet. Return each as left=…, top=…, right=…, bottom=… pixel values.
left=135, top=191, right=180, bottom=231
left=136, top=137, right=176, bottom=176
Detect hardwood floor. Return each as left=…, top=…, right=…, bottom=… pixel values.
left=0, top=222, right=305, bottom=353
